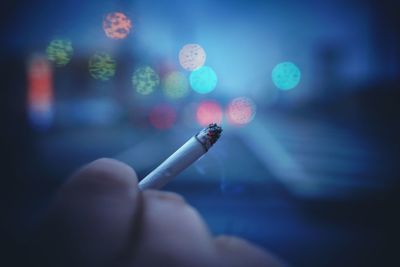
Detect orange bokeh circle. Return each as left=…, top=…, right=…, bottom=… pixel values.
left=103, top=12, right=132, bottom=39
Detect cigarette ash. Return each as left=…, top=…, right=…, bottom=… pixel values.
left=195, top=123, right=223, bottom=151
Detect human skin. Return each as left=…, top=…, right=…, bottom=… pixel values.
left=32, top=158, right=283, bottom=267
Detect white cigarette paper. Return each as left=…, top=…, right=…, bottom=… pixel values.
left=138, top=123, right=222, bottom=190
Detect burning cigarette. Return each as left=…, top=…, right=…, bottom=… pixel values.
left=138, top=123, right=222, bottom=190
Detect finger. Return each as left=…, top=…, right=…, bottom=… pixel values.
left=39, top=158, right=140, bottom=267
left=132, top=190, right=217, bottom=267
left=215, top=235, right=284, bottom=267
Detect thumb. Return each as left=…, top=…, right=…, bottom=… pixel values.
left=35, top=158, right=141, bottom=267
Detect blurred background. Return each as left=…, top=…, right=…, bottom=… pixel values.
left=2, top=0, right=400, bottom=266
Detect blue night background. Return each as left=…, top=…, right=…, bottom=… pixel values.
left=2, top=0, right=400, bottom=266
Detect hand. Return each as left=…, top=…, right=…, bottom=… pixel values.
left=32, top=158, right=283, bottom=267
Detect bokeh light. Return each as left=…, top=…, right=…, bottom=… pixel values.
left=88, top=53, right=116, bottom=81
left=272, top=61, right=301, bottom=90
left=179, top=44, right=206, bottom=71
left=196, top=100, right=223, bottom=126
left=103, top=12, right=132, bottom=39
left=162, top=71, right=189, bottom=99
left=132, top=66, right=160, bottom=95
left=149, top=104, right=176, bottom=129
left=46, top=39, right=73, bottom=67
left=27, top=55, right=54, bottom=130
left=182, top=102, right=198, bottom=128
left=189, top=66, right=218, bottom=94
left=227, top=97, right=256, bottom=125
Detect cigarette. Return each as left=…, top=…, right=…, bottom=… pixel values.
left=138, top=123, right=222, bottom=190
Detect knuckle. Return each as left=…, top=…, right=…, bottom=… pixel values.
left=69, top=158, right=137, bottom=191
